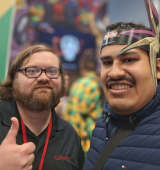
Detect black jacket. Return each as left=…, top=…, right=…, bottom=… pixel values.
left=0, top=98, right=85, bottom=170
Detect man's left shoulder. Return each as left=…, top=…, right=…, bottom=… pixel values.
left=58, top=116, right=79, bottom=134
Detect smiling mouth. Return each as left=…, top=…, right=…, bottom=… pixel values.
left=110, top=85, right=132, bottom=90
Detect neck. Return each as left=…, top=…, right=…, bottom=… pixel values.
left=16, top=101, right=52, bottom=136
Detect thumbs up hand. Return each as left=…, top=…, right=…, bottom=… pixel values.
left=0, top=117, right=36, bottom=170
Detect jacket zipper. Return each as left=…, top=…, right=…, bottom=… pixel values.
left=105, top=112, right=111, bottom=140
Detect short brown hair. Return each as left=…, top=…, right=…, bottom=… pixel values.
left=0, top=44, right=65, bottom=100
left=79, top=55, right=97, bottom=71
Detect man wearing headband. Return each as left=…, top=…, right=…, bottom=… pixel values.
left=83, top=0, right=160, bottom=169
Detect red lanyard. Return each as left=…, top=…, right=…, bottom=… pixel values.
left=21, top=113, right=52, bottom=170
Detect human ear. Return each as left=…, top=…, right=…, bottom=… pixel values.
left=156, top=58, right=160, bottom=79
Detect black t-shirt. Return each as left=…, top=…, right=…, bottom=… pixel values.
left=0, top=99, right=85, bottom=170
left=25, top=125, right=47, bottom=145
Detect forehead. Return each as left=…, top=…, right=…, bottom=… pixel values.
left=101, top=44, right=148, bottom=59
left=22, top=51, right=59, bottom=68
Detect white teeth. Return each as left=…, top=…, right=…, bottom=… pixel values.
left=121, top=85, right=125, bottom=89
left=111, top=85, right=131, bottom=90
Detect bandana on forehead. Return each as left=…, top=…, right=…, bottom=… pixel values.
left=102, top=28, right=155, bottom=52
left=101, top=0, right=159, bottom=94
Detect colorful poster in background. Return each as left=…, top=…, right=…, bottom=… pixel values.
left=11, top=0, right=46, bottom=60
left=0, top=0, right=15, bottom=82
left=11, top=0, right=108, bottom=61
left=37, top=23, right=96, bottom=70
left=11, top=8, right=28, bottom=60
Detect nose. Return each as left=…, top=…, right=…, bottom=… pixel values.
left=108, top=62, right=125, bottom=79
left=37, top=71, right=50, bottom=82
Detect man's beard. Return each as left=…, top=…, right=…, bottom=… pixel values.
left=13, top=81, right=62, bottom=111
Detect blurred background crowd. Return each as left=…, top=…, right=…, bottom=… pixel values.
left=0, top=0, right=160, bottom=157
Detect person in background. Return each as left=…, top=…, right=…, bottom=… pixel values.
left=0, top=45, right=84, bottom=170
left=64, top=55, right=103, bottom=157
left=55, top=73, right=69, bottom=117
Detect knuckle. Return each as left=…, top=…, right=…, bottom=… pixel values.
left=20, top=147, right=28, bottom=155
left=21, top=159, right=28, bottom=168
left=29, top=142, right=36, bottom=150
left=28, top=164, right=33, bottom=170
left=32, top=154, right=35, bottom=161
left=30, top=153, right=35, bottom=163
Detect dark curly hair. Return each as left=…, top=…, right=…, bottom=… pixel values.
left=106, top=22, right=151, bottom=31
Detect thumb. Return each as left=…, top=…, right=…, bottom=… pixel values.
left=2, top=117, right=19, bottom=145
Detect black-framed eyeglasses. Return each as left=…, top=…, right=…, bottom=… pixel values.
left=17, top=67, right=61, bottom=79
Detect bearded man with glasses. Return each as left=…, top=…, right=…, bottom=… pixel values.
left=0, top=45, right=84, bottom=170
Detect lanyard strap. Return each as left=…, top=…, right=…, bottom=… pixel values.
left=21, top=113, right=52, bottom=170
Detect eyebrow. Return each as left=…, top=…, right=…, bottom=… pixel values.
left=100, top=51, right=139, bottom=60
left=24, top=65, right=56, bottom=68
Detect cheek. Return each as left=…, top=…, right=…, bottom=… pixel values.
left=20, top=82, right=32, bottom=93
left=16, top=73, right=35, bottom=91
left=137, top=73, right=154, bottom=93
left=129, top=66, right=154, bottom=99
left=100, top=68, right=109, bottom=85
left=100, top=70, right=109, bottom=99
left=51, top=79, right=61, bottom=91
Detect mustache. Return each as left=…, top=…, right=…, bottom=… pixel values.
left=106, top=77, right=136, bottom=88
left=33, top=81, right=53, bottom=89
